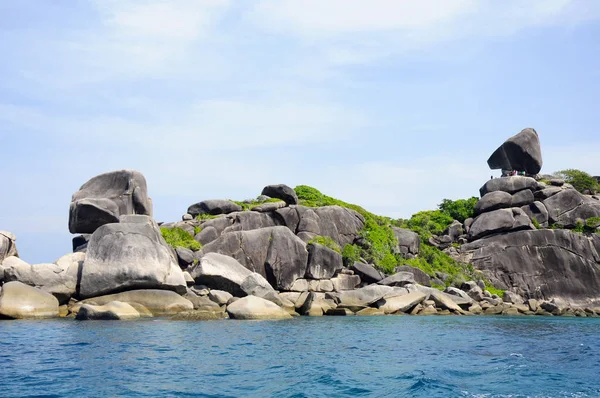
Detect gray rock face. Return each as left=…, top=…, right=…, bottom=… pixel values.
left=331, top=274, right=361, bottom=291
left=543, top=190, right=600, bottom=228
left=0, top=231, right=18, bottom=263
left=392, top=228, right=420, bottom=256
left=462, top=229, right=600, bottom=306
left=77, top=290, right=193, bottom=316
left=200, top=226, right=308, bottom=290
left=226, top=295, right=292, bottom=320
left=189, top=253, right=252, bottom=296
left=189, top=253, right=283, bottom=304
left=337, top=285, right=395, bottom=307
left=479, top=176, right=538, bottom=197
left=350, top=262, right=385, bottom=284
left=79, top=215, right=186, bottom=299
left=376, top=291, right=427, bottom=314
left=521, top=201, right=549, bottom=227
left=394, top=266, right=431, bottom=286
left=475, top=191, right=513, bottom=215
left=261, top=184, right=298, bottom=205
left=76, top=301, right=140, bottom=320
left=306, top=243, right=343, bottom=280
left=0, top=281, right=59, bottom=319
left=187, top=200, right=242, bottom=217
left=468, top=208, right=534, bottom=241
left=69, top=170, right=152, bottom=234
left=511, top=189, right=535, bottom=207
left=378, top=272, right=415, bottom=287
left=2, top=253, right=84, bottom=304
left=487, top=128, right=543, bottom=174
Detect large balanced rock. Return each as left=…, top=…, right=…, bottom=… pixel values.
left=261, top=184, right=298, bottom=205
left=0, top=281, right=59, bottom=319
left=187, top=200, right=242, bottom=217
left=2, top=253, right=84, bottom=304
left=462, top=230, right=600, bottom=307
left=226, top=295, right=292, bottom=320
left=76, top=301, right=140, bottom=320
left=468, top=208, right=534, bottom=241
left=69, top=170, right=152, bottom=234
left=487, top=128, right=543, bottom=175
left=79, top=215, right=186, bottom=299
left=200, top=226, right=308, bottom=290
left=76, top=290, right=193, bottom=316
left=0, top=231, right=18, bottom=262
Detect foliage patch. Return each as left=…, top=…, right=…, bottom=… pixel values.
left=160, top=227, right=202, bottom=251
left=307, top=235, right=341, bottom=253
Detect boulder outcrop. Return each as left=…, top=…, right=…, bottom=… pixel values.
left=0, top=281, right=59, bottom=319
left=187, top=200, right=242, bottom=217
left=487, top=128, right=543, bottom=175
left=200, top=226, right=308, bottom=290
left=75, top=290, right=193, bottom=316
left=392, top=228, right=420, bottom=256
left=261, top=184, right=298, bottom=205
left=0, top=231, right=18, bottom=263
left=79, top=215, right=186, bottom=299
left=462, top=230, right=600, bottom=306
left=69, top=170, right=152, bottom=234
left=226, top=295, right=292, bottom=320
left=76, top=301, right=141, bottom=320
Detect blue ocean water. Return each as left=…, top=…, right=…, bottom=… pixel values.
left=0, top=316, right=599, bottom=398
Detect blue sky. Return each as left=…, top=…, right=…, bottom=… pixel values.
left=1, top=0, right=600, bottom=264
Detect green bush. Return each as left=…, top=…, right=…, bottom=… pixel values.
left=233, top=198, right=284, bottom=211
left=342, top=244, right=361, bottom=264
left=399, top=210, right=454, bottom=240
left=160, top=227, right=202, bottom=251
left=438, top=197, right=478, bottom=223
left=532, top=218, right=541, bottom=229
left=195, top=214, right=218, bottom=221
left=307, top=235, right=341, bottom=253
left=556, top=169, right=599, bottom=194
left=295, top=185, right=400, bottom=273
left=484, top=281, right=505, bottom=298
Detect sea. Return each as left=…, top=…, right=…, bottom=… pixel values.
left=1, top=316, right=599, bottom=397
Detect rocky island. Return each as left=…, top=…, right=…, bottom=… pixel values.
left=1, top=129, right=600, bottom=321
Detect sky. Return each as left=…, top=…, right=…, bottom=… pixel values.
left=1, top=0, right=600, bottom=264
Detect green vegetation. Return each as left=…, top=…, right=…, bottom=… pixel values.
left=556, top=169, right=599, bottom=194
left=539, top=179, right=551, bottom=185
left=307, top=235, right=341, bottom=253
left=295, top=185, right=400, bottom=273
left=233, top=198, right=285, bottom=211
left=399, top=210, right=454, bottom=241
left=160, top=227, right=202, bottom=251
left=573, top=217, right=600, bottom=234
left=484, top=281, right=505, bottom=299
left=532, top=218, right=541, bottom=229
left=194, top=226, right=202, bottom=235
left=342, top=244, right=361, bottom=265
left=195, top=213, right=219, bottom=221
left=295, top=185, right=504, bottom=292
left=438, top=197, right=478, bottom=223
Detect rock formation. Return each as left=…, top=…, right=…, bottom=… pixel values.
left=69, top=170, right=152, bottom=234
left=487, top=128, right=543, bottom=174
left=0, top=231, right=18, bottom=263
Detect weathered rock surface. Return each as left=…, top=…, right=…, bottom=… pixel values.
left=0, top=231, right=18, bottom=263
left=0, top=281, right=59, bottom=319
left=79, top=215, right=186, bottom=299
left=479, top=176, right=538, bottom=197
left=226, top=295, right=292, bottom=320
left=261, top=184, right=298, bottom=205
left=394, top=266, right=431, bottom=286
left=76, top=301, right=140, bottom=320
left=3, top=253, right=84, bottom=304
left=200, top=226, right=308, bottom=290
left=378, top=272, right=415, bottom=287
left=187, top=200, right=242, bottom=217
left=376, top=291, right=427, bottom=314
left=463, top=230, right=600, bottom=306
left=306, top=243, right=343, bottom=279
left=543, top=190, right=600, bottom=228
left=475, top=191, right=513, bottom=215
left=350, top=262, right=385, bottom=284
left=76, top=290, right=193, bottom=316
left=69, top=170, right=152, bottom=234
left=487, top=128, right=543, bottom=174
left=392, top=228, right=420, bottom=256
left=521, top=201, right=549, bottom=227
left=468, top=208, right=534, bottom=241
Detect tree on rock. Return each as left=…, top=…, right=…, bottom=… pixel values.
left=556, top=169, right=599, bottom=194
